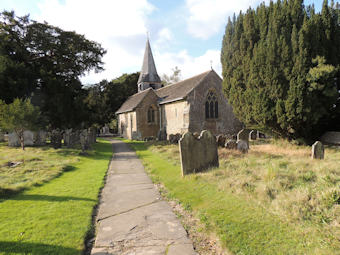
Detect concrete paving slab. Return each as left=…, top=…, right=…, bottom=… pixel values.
left=91, top=139, right=196, bottom=255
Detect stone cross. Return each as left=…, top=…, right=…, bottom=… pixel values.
left=179, top=130, right=219, bottom=176
left=311, top=141, right=324, bottom=159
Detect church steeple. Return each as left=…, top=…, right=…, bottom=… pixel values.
left=137, top=38, right=162, bottom=92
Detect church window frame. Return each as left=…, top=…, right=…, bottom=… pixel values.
left=147, top=106, right=156, bottom=123
left=205, top=89, right=219, bottom=119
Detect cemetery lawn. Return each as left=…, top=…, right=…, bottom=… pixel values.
left=0, top=139, right=112, bottom=255
left=126, top=139, right=340, bottom=255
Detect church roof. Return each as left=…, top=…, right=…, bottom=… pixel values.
left=156, top=70, right=212, bottom=104
left=116, top=70, right=218, bottom=114
left=137, top=39, right=161, bottom=84
left=115, top=88, right=153, bottom=114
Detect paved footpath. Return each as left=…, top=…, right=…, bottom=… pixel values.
left=91, top=139, right=196, bottom=255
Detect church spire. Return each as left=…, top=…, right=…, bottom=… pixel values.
left=137, top=38, right=162, bottom=92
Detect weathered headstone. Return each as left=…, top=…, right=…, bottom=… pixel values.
left=88, top=127, right=97, bottom=144
left=249, top=130, right=257, bottom=140
left=34, top=131, right=47, bottom=146
left=169, top=133, right=181, bottom=144
left=80, top=129, right=92, bottom=151
left=179, top=130, right=219, bottom=176
left=8, top=132, right=20, bottom=147
left=225, top=139, right=237, bottom=150
left=51, top=129, right=62, bottom=149
left=0, top=132, right=4, bottom=142
left=216, top=135, right=226, bottom=147
left=23, top=131, right=34, bottom=146
left=311, top=141, right=324, bottom=159
left=157, top=129, right=167, bottom=141
left=237, top=129, right=251, bottom=149
left=237, top=140, right=249, bottom=153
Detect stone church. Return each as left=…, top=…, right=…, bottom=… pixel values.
left=116, top=39, right=242, bottom=140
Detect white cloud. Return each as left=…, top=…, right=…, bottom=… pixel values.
left=186, top=0, right=268, bottom=39
left=34, top=0, right=155, bottom=84
left=155, top=49, right=221, bottom=80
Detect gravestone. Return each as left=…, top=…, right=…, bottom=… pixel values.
left=311, top=141, right=324, bottom=159
left=157, top=129, right=167, bottom=141
left=193, top=132, right=200, bottom=138
left=216, top=135, right=226, bottom=147
left=225, top=139, right=237, bottom=150
left=63, top=129, right=72, bottom=146
left=249, top=130, right=257, bottom=140
left=51, top=129, right=62, bottom=149
left=23, top=131, right=34, bottom=146
left=0, top=132, right=4, bottom=142
left=8, top=132, right=20, bottom=147
left=34, top=131, right=47, bottom=146
left=179, top=130, right=219, bottom=176
left=89, top=127, right=97, bottom=144
left=237, top=140, right=248, bottom=153
left=169, top=133, right=181, bottom=144
left=80, top=129, right=91, bottom=151
left=237, top=129, right=251, bottom=149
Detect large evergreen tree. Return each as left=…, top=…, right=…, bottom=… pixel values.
left=221, top=0, right=340, bottom=142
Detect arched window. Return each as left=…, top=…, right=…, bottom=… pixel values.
left=205, top=90, right=218, bottom=119
left=147, top=106, right=155, bottom=123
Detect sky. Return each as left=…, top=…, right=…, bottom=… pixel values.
left=0, top=0, right=328, bottom=85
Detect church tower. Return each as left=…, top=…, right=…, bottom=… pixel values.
left=137, top=39, right=162, bottom=92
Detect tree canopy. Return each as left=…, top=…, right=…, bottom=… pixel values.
left=221, top=0, right=340, bottom=142
left=0, top=11, right=106, bottom=129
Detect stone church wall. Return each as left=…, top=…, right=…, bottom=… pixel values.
left=187, top=71, right=243, bottom=135
left=118, top=111, right=137, bottom=139
left=161, top=101, right=189, bottom=138
left=135, top=90, right=160, bottom=139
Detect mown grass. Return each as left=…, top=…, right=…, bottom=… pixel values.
left=0, top=139, right=112, bottom=255
left=126, top=139, right=339, bottom=254
left=0, top=142, right=81, bottom=198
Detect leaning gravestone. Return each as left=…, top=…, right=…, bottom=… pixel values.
left=216, top=135, right=226, bottom=147
left=237, top=129, right=251, bottom=149
left=225, top=139, right=237, bottom=150
left=8, top=132, right=20, bottom=147
left=249, top=130, right=257, bottom=140
left=179, top=130, right=219, bottom=176
left=311, top=141, right=324, bottom=159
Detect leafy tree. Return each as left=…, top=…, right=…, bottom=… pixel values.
left=84, top=72, right=139, bottom=127
left=221, top=0, right=340, bottom=142
left=161, top=66, right=182, bottom=85
left=0, top=98, right=40, bottom=150
left=0, top=11, right=106, bottom=130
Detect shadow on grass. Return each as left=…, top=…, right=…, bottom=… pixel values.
left=8, top=194, right=96, bottom=202
left=0, top=241, right=79, bottom=255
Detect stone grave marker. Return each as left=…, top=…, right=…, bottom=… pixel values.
left=249, top=130, right=257, bottom=140
left=311, top=141, right=324, bottom=159
left=237, top=140, right=248, bottom=153
left=237, top=129, right=251, bottom=149
left=179, top=130, right=219, bottom=176
left=34, top=131, right=47, bottom=146
left=216, top=135, right=226, bottom=147
left=23, top=131, right=34, bottom=146
left=225, top=139, right=237, bottom=150
left=8, top=132, right=20, bottom=147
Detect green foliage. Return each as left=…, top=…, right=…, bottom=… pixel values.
left=0, top=11, right=106, bottom=129
left=0, top=98, right=40, bottom=149
left=84, top=72, right=139, bottom=126
left=221, top=0, right=340, bottom=142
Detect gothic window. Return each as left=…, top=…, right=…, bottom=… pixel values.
left=147, top=106, right=155, bottom=123
left=205, top=90, right=218, bottom=119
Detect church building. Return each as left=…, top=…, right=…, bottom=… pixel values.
left=116, top=39, right=243, bottom=140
